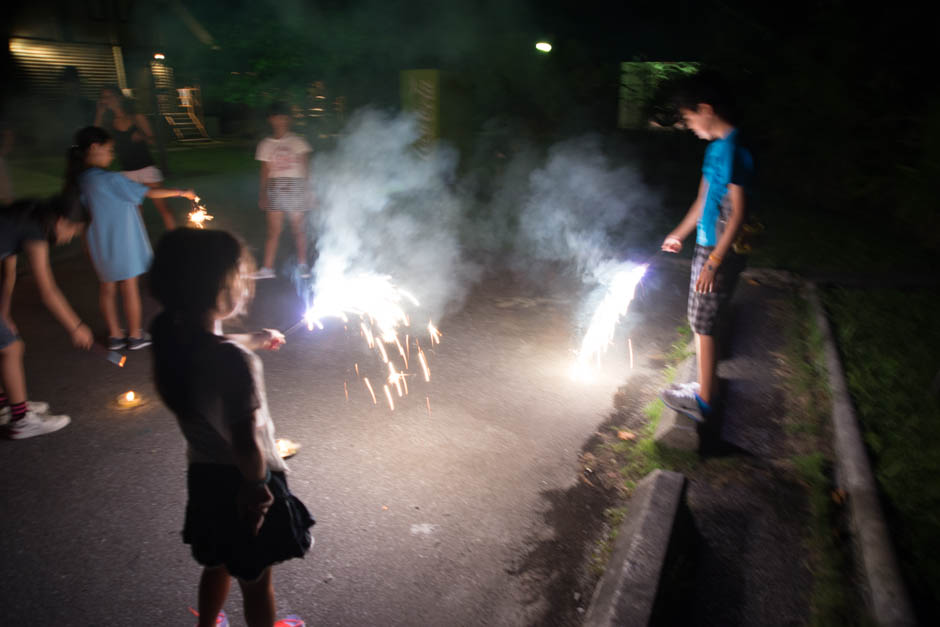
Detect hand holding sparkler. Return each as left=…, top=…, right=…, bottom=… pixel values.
left=187, top=195, right=214, bottom=229
left=662, top=234, right=683, bottom=253
left=256, top=328, right=285, bottom=351
left=222, top=329, right=285, bottom=352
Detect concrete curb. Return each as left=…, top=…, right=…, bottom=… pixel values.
left=806, top=282, right=916, bottom=626
left=582, top=469, right=688, bottom=627
left=653, top=353, right=699, bottom=451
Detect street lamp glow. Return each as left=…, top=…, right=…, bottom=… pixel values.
left=153, top=53, right=165, bottom=60
left=535, top=42, right=552, bottom=53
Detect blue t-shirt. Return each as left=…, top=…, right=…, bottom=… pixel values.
left=80, top=168, right=152, bottom=282
left=698, top=129, right=754, bottom=246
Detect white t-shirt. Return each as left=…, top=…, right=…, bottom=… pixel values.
left=255, top=132, right=312, bottom=179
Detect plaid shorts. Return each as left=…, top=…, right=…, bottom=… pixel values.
left=264, top=177, right=308, bottom=212
left=687, top=245, right=745, bottom=335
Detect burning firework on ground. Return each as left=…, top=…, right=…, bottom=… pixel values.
left=188, top=196, right=214, bottom=228
left=570, top=262, right=648, bottom=381
left=288, top=271, right=440, bottom=411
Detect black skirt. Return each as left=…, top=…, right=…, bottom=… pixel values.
left=182, top=463, right=315, bottom=581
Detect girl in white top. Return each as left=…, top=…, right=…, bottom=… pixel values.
left=253, top=101, right=313, bottom=280
left=150, top=228, right=313, bottom=627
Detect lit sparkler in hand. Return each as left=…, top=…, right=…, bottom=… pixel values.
left=570, top=262, right=648, bottom=381
left=188, top=196, right=214, bottom=229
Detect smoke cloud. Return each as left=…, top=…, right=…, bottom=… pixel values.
left=514, top=135, right=656, bottom=283
left=307, top=109, right=478, bottom=323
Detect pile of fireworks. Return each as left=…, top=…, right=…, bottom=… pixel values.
left=288, top=270, right=441, bottom=413
left=569, top=262, right=647, bottom=381
left=188, top=196, right=214, bottom=229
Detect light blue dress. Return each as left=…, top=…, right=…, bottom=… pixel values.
left=80, top=168, right=153, bottom=282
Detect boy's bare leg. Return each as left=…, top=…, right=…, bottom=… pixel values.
left=239, top=567, right=276, bottom=627
left=287, top=212, right=307, bottom=264
left=146, top=183, right=176, bottom=229
left=696, top=332, right=717, bottom=404
left=99, top=281, right=122, bottom=338
left=198, top=566, right=231, bottom=627
left=262, top=211, right=285, bottom=270
left=0, top=340, right=27, bottom=404
left=118, top=277, right=142, bottom=338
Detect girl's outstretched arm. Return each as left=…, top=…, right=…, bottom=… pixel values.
left=224, top=329, right=285, bottom=351
left=147, top=187, right=197, bottom=200
left=22, top=241, right=93, bottom=349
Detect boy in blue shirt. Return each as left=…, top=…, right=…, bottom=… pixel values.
left=660, top=74, right=754, bottom=423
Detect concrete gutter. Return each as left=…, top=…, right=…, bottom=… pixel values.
left=582, top=469, right=688, bottom=627
left=806, top=282, right=916, bottom=626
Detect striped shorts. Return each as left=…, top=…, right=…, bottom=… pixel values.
left=687, top=244, right=745, bottom=335
left=264, top=177, right=307, bottom=212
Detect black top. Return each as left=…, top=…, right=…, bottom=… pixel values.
left=0, top=210, right=45, bottom=260
left=111, top=125, right=155, bottom=171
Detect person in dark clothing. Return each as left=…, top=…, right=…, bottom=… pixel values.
left=94, top=85, right=175, bottom=229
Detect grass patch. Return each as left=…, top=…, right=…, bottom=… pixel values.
left=823, top=287, right=940, bottom=619
left=783, top=294, right=870, bottom=625
left=590, top=506, right=628, bottom=576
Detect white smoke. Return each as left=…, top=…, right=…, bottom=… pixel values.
left=307, top=109, right=477, bottom=323
left=514, top=135, right=656, bottom=282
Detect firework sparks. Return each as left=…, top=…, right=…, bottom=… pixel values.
left=383, top=384, right=395, bottom=410
left=363, top=377, right=377, bottom=404
left=188, top=197, right=214, bottom=228
left=570, top=263, right=648, bottom=381
left=289, top=270, right=439, bottom=410
left=417, top=348, right=431, bottom=382
left=428, top=321, right=442, bottom=345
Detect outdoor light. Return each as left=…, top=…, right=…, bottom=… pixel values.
left=153, top=53, right=165, bottom=60
left=117, top=390, right=142, bottom=409
left=535, top=42, right=552, bottom=53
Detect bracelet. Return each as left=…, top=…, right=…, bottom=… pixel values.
left=707, top=253, right=723, bottom=264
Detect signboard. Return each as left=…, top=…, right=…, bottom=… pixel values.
left=400, top=69, right=440, bottom=156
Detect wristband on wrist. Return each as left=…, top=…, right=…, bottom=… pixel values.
left=707, top=253, right=723, bottom=264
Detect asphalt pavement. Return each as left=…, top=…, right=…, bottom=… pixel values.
left=0, top=248, right=692, bottom=626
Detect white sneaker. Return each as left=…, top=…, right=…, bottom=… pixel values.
left=297, top=264, right=312, bottom=279
left=0, top=401, right=50, bottom=425
left=2, top=411, right=70, bottom=439
left=667, top=381, right=700, bottom=395
left=661, top=386, right=706, bottom=423
left=250, top=267, right=276, bottom=280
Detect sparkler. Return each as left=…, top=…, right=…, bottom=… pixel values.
left=187, top=196, right=214, bottom=229
left=570, top=262, right=648, bottom=381
left=92, top=343, right=125, bottom=367
left=286, top=270, right=442, bottom=411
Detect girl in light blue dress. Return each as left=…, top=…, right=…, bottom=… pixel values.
left=65, top=126, right=197, bottom=350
